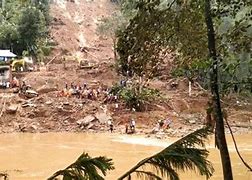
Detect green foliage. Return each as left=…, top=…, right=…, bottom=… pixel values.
left=48, top=152, right=114, bottom=180
left=111, top=82, right=160, bottom=111
left=116, top=0, right=208, bottom=78
left=0, top=0, right=50, bottom=56
left=17, top=6, right=47, bottom=54
left=215, top=0, right=252, bottom=93
left=172, top=58, right=211, bottom=88
left=118, top=127, right=214, bottom=180
left=120, top=0, right=139, bottom=18
left=116, top=0, right=252, bottom=93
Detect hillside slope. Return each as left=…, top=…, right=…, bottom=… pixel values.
left=50, top=0, right=116, bottom=61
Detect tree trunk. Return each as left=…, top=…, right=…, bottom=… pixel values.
left=204, top=0, right=233, bottom=180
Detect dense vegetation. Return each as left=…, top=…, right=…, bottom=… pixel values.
left=0, top=0, right=50, bottom=58
left=101, top=0, right=252, bottom=94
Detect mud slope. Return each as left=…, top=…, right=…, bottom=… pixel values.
left=50, top=0, right=117, bottom=61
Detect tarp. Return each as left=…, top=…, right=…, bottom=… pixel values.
left=0, top=50, right=17, bottom=58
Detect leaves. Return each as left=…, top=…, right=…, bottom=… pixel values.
left=48, top=152, right=114, bottom=180
left=0, top=0, right=50, bottom=56
left=110, top=82, right=161, bottom=111
left=116, top=0, right=252, bottom=93
left=118, top=127, right=214, bottom=180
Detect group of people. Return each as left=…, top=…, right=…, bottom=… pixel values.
left=107, top=118, right=136, bottom=134
left=125, top=118, right=136, bottom=134
left=57, top=82, right=118, bottom=102
left=158, top=118, right=172, bottom=130
left=0, top=76, right=19, bottom=89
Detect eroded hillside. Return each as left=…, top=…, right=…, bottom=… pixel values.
left=49, top=0, right=116, bottom=61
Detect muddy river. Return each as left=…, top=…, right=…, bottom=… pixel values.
left=0, top=133, right=251, bottom=180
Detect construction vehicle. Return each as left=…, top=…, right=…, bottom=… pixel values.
left=78, top=59, right=98, bottom=69
left=11, top=57, right=33, bottom=72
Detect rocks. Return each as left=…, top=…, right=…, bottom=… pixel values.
left=95, top=112, right=112, bottom=124
left=77, top=115, right=97, bottom=126
left=37, top=86, right=58, bottom=94
left=76, top=113, right=113, bottom=131
left=63, top=102, right=70, bottom=106
left=21, top=102, right=36, bottom=108
left=150, top=127, right=159, bottom=134
left=18, top=123, right=39, bottom=132
left=86, top=123, right=95, bottom=130
left=189, top=120, right=196, bottom=124
left=45, top=101, right=53, bottom=105
left=6, top=104, right=18, bottom=114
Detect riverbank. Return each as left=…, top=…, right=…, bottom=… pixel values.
left=0, top=76, right=252, bottom=138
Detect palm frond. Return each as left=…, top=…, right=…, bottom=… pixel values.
left=135, top=170, right=163, bottom=180
left=48, top=152, right=114, bottom=180
left=0, top=172, right=8, bottom=180
left=118, top=127, right=214, bottom=180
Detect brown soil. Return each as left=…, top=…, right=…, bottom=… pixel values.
left=0, top=0, right=251, bottom=137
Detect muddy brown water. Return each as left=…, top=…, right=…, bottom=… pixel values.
left=0, top=133, right=251, bottom=180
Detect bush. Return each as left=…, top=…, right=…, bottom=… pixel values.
left=111, top=83, right=161, bottom=111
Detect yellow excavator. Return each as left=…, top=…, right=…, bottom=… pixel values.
left=11, top=57, right=33, bottom=72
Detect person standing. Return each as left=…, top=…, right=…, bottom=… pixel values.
left=108, top=119, right=113, bottom=133
left=130, top=118, right=136, bottom=133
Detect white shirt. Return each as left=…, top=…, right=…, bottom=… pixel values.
left=131, top=120, right=135, bottom=126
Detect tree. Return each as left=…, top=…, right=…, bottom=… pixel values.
left=0, top=0, right=50, bottom=56
left=115, top=0, right=252, bottom=179
left=204, top=0, right=233, bottom=179
left=17, top=6, right=47, bottom=55
left=116, top=0, right=252, bottom=92
left=47, top=152, right=114, bottom=180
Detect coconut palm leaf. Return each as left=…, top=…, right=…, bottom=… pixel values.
left=0, top=172, right=8, bottom=180
left=48, top=152, right=114, bottom=180
left=118, top=127, right=214, bottom=180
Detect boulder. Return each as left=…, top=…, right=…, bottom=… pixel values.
left=86, top=123, right=95, bottom=130
left=189, top=120, right=196, bottom=124
left=77, top=115, right=97, bottom=126
left=45, top=101, right=53, bottom=105
left=19, top=123, right=39, bottom=132
left=95, top=112, right=112, bottom=124
left=6, top=104, right=18, bottom=114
